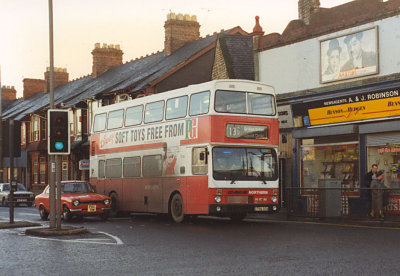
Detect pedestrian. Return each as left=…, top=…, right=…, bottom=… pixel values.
left=365, top=164, right=377, bottom=216
left=370, top=170, right=387, bottom=219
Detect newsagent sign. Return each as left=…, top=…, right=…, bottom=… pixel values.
left=300, top=87, right=400, bottom=126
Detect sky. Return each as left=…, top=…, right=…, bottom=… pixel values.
left=0, top=0, right=351, bottom=98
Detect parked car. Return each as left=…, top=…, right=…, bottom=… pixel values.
left=0, top=183, right=35, bottom=207
left=34, top=181, right=112, bottom=221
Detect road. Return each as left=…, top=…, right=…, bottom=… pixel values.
left=1, top=206, right=400, bottom=275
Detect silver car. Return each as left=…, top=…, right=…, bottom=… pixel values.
left=0, top=183, right=35, bottom=207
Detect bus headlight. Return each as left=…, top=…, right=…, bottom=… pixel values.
left=271, top=196, right=277, bottom=203
left=214, top=196, right=222, bottom=203
left=72, top=200, right=80, bottom=206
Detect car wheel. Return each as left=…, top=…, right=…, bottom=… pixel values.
left=39, top=205, right=49, bottom=221
left=2, top=197, right=8, bottom=207
left=229, top=213, right=247, bottom=222
left=100, top=211, right=109, bottom=221
left=63, top=205, right=72, bottom=222
left=109, top=192, right=119, bottom=217
left=169, top=193, right=184, bottom=223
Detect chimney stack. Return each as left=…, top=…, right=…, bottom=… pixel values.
left=164, top=13, right=200, bottom=56
left=91, top=43, right=123, bottom=78
left=298, top=0, right=320, bottom=25
left=23, top=79, right=45, bottom=99
left=44, top=67, right=69, bottom=93
left=1, top=85, right=17, bottom=100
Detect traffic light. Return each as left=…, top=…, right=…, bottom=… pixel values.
left=48, top=109, right=70, bottom=155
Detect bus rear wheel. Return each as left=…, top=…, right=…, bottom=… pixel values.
left=169, top=193, right=184, bottom=223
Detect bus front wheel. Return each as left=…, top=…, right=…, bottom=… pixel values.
left=169, top=193, right=184, bottom=223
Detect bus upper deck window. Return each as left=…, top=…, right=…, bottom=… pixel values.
left=145, top=101, right=164, bottom=123
left=126, top=105, right=143, bottom=126
left=166, top=96, right=188, bottom=120
left=108, top=109, right=124, bottom=129
left=189, top=91, right=210, bottom=116
left=93, top=113, right=107, bottom=132
left=248, top=93, right=275, bottom=115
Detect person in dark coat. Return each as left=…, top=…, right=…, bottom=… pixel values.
left=370, top=170, right=386, bottom=218
left=365, top=164, right=378, bottom=215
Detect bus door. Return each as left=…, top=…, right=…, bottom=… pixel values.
left=142, top=155, right=164, bottom=213
left=93, top=157, right=105, bottom=195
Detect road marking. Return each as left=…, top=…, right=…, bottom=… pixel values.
left=98, top=231, right=124, bottom=245
left=27, top=235, right=123, bottom=245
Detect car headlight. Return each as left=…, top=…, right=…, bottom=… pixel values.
left=72, top=200, right=80, bottom=206
left=104, top=199, right=110, bottom=205
left=214, top=196, right=221, bottom=203
left=271, top=196, right=277, bottom=203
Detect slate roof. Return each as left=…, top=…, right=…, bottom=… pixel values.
left=218, top=34, right=254, bottom=80
left=3, top=27, right=252, bottom=120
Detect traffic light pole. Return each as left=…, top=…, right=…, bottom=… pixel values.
left=48, top=0, right=57, bottom=229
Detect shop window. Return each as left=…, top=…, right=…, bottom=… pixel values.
left=301, top=142, right=359, bottom=191
left=367, top=144, right=400, bottom=194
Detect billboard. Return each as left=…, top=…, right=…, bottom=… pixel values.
left=320, top=27, right=378, bottom=83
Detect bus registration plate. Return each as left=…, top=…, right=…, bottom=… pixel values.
left=88, top=205, right=96, bottom=212
left=254, top=206, right=269, bottom=212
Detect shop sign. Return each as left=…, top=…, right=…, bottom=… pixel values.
left=79, top=159, right=90, bottom=170
left=378, top=145, right=400, bottom=153
left=385, top=196, right=400, bottom=214
left=308, top=95, right=400, bottom=126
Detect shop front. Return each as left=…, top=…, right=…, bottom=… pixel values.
left=290, top=79, right=400, bottom=216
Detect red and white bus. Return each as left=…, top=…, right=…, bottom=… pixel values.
left=90, top=79, right=279, bottom=222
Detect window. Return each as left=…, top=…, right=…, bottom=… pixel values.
left=166, top=96, right=188, bottom=120
left=105, top=158, right=122, bottom=178
left=144, top=101, right=164, bottom=123
left=192, top=148, right=208, bottom=175
left=108, top=109, right=124, bottom=130
left=212, top=147, right=278, bottom=181
left=248, top=93, right=275, bottom=115
left=93, top=113, right=107, bottom=132
left=75, top=109, right=82, bottom=137
left=123, top=156, right=141, bottom=177
left=21, top=122, right=26, bottom=145
left=41, top=119, right=46, bottom=140
left=98, top=160, right=105, bottom=179
left=33, top=158, right=38, bottom=184
left=40, top=157, right=46, bottom=184
left=215, top=90, right=246, bottom=113
left=125, top=105, right=143, bottom=126
left=143, top=155, right=162, bottom=177
left=189, top=91, right=210, bottom=116
left=32, top=115, right=40, bottom=141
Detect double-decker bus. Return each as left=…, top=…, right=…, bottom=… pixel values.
left=90, top=79, right=279, bottom=222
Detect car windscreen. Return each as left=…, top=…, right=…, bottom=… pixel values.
left=61, top=182, right=94, bottom=193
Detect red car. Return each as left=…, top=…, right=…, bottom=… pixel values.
left=35, top=181, right=112, bottom=221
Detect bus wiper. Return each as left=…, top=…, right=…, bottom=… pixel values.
left=230, top=172, right=238, bottom=184
left=254, top=170, right=267, bottom=184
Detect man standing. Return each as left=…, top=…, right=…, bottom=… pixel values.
left=365, top=164, right=378, bottom=215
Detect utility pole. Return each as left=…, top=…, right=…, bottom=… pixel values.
left=48, top=0, right=57, bottom=229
